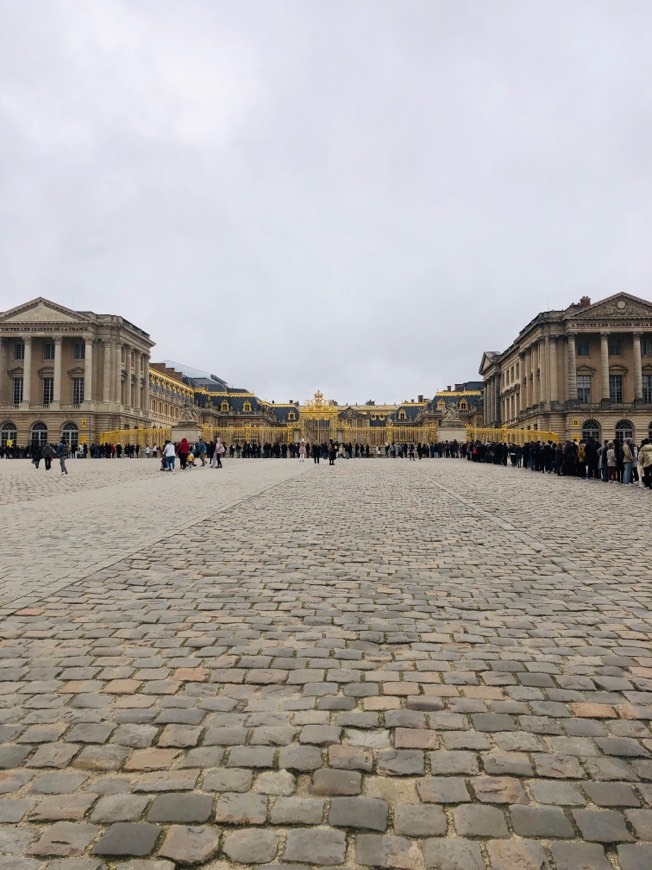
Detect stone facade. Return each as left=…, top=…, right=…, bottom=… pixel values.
left=480, top=292, right=652, bottom=443
left=0, top=298, right=153, bottom=448
left=148, top=363, right=195, bottom=430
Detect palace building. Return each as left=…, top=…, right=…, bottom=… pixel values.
left=0, top=298, right=153, bottom=449
left=480, top=291, right=652, bottom=444
left=1, top=296, right=483, bottom=450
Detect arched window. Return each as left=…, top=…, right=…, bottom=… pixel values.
left=243, top=401, right=252, bottom=413
left=582, top=419, right=601, bottom=442
left=62, top=422, right=79, bottom=450
left=31, top=421, right=48, bottom=447
left=221, top=401, right=229, bottom=412
left=615, top=419, right=634, bottom=443
left=288, top=411, right=296, bottom=421
left=437, top=400, right=446, bottom=411
left=1, top=421, right=17, bottom=447
left=459, top=400, right=468, bottom=410
left=398, top=411, right=406, bottom=421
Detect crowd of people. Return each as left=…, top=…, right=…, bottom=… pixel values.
left=4, top=434, right=651, bottom=488
left=467, top=438, right=652, bottom=488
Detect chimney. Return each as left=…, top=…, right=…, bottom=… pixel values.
left=447, top=386, right=451, bottom=392
left=579, top=296, right=591, bottom=307
left=418, top=394, right=423, bottom=402
left=455, top=383, right=462, bottom=391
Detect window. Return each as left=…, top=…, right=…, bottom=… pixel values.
left=608, top=338, right=622, bottom=356
left=577, top=375, right=592, bottom=404
left=220, top=401, right=229, bottom=412
left=43, top=377, right=54, bottom=405
left=72, top=378, right=84, bottom=404
left=13, top=378, right=23, bottom=405
left=31, top=422, right=48, bottom=447
left=582, top=420, right=600, bottom=442
left=615, top=420, right=633, bottom=443
left=576, top=337, right=590, bottom=357
left=459, top=400, right=468, bottom=410
left=43, top=343, right=55, bottom=360
left=398, top=411, right=406, bottom=420
left=609, top=374, right=623, bottom=403
left=288, top=411, right=296, bottom=421
left=243, top=401, right=252, bottom=413
left=1, top=422, right=17, bottom=447
left=643, top=375, right=652, bottom=404
left=62, top=423, right=79, bottom=450
left=15, top=342, right=24, bottom=360
left=642, top=337, right=652, bottom=356
left=74, top=342, right=85, bottom=359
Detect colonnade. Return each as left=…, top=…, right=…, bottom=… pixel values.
left=0, top=333, right=149, bottom=411
left=485, top=331, right=649, bottom=426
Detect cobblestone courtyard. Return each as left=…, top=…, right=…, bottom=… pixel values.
left=1, top=457, right=651, bottom=869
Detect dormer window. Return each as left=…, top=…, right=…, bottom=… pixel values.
left=243, top=401, right=252, bottom=413
left=288, top=411, right=296, bottom=421
left=460, top=400, right=468, bottom=410
left=398, top=411, right=406, bottom=420
left=221, top=401, right=229, bottom=412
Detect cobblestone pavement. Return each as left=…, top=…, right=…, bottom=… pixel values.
left=1, top=457, right=652, bottom=869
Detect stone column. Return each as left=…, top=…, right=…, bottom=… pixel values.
left=0, top=337, right=4, bottom=404
left=532, top=344, right=539, bottom=406
left=115, top=343, right=123, bottom=407
left=85, top=337, right=94, bottom=403
left=142, top=354, right=150, bottom=422
left=600, top=332, right=610, bottom=401
left=633, top=332, right=643, bottom=401
left=484, top=378, right=493, bottom=426
left=540, top=338, right=548, bottom=407
left=134, top=353, right=141, bottom=411
left=53, top=335, right=63, bottom=404
left=567, top=333, right=578, bottom=401
left=103, top=339, right=112, bottom=404
left=549, top=337, right=559, bottom=403
left=494, top=375, right=501, bottom=425
left=22, top=336, right=32, bottom=405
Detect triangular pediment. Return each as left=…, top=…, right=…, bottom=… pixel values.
left=0, top=297, right=91, bottom=324
left=479, top=351, right=500, bottom=375
left=566, top=292, right=652, bottom=322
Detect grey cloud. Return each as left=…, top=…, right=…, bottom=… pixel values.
left=1, top=0, right=651, bottom=403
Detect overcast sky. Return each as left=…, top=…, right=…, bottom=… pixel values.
left=1, top=1, right=651, bottom=405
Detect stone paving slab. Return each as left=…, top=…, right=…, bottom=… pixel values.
left=0, top=456, right=651, bottom=867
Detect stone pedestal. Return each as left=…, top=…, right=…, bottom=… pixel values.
left=171, top=423, right=201, bottom=444
left=436, top=425, right=467, bottom=443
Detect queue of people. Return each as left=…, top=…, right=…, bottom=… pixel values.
left=466, top=438, right=652, bottom=488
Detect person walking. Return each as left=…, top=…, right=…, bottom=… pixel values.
left=32, top=444, right=42, bottom=469
left=56, top=437, right=69, bottom=475
left=163, top=440, right=176, bottom=471
left=41, top=442, right=53, bottom=470
left=299, top=438, right=306, bottom=462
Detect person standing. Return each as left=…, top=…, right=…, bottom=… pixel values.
left=639, top=439, right=652, bottom=488
left=299, top=438, right=306, bottom=462
left=622, top=439, right=634, bottom=485
left=177, top=437, right=190, bottom=470
left=56, top=437, right=69, bottom=475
